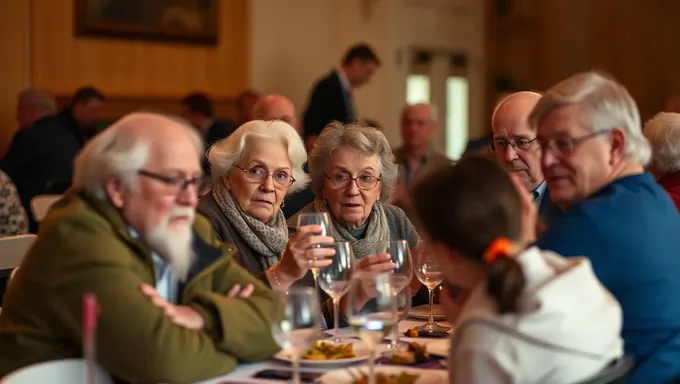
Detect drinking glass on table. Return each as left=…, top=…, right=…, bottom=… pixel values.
left=347, top=271, right=397, bottom=384
left=377, top=240, right=413, bottom=345
left=318, top=241, right=355, bottom=344
left=414, top=240, right=450, bottom=332
left=271, top=287, right=320, bottom=384
left=388, top=286, right=412, bottom=351
left=297, top=212, right=333, bottom=338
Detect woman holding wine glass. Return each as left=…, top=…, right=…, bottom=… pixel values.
left=286, top=122, right=422, bottom=326
left=197, top=120, right=335, bottom=288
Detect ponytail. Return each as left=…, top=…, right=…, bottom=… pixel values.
left=484, top=238, right=526, bottom=314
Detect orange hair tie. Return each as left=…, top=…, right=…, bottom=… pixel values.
left=484, top=237, right=514, bottom=264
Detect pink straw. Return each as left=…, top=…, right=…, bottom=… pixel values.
left=82, top=293, right=100, bottom=384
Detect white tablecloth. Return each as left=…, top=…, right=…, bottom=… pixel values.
left=194, top=319, right=450, bottom=384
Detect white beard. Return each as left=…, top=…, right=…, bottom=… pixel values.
left=144, top=206, right=196, bottom=282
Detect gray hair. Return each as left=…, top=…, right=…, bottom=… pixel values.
left=18, top=88, right=56, bottom=114
left=402, top=103, right=437, bottom=123
left=72, top=113, right=203, bottom=200
left=309, top=121, right=398, bottom=200
left=643, top=112, right=680, bottom=175
left=528, top=71, right=651, bottom=166
left=207, top=120, right=309, bottom=194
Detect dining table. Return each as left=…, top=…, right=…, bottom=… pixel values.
left=193, top=318, right=452, bottom=384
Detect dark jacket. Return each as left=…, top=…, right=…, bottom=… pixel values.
left=303, top=70, right=354, bottom=136
left=538, top=188, right=563, bottom=228
left=1, top=109, right=86, bottom=230
left=658, top=172, right=680, bottom=212
left=202, top=120, right=237, bottom=174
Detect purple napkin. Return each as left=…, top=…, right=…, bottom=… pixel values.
left=375, top=356, right=447, bottom=370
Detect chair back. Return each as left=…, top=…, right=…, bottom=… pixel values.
left=30, top=195, right=61, bottom=222
left=576, top=356, right=635, bottom=384
left=0, top=235, right=36, bottom=270
left=1, top=359, right=113, bottom=384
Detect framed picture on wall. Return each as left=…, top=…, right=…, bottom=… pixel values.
left=75, top=0, right=218, bottom=45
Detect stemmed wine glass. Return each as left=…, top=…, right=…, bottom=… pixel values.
left=377, top=240, right=413, bottom=346
left=414, top=240, right=450, bottom=333
left=271, top=287, right=321, bottom=384
left=297, top=212, right=333, bottom=338
left=347, top=272, right=397, bottom=384
left=389, top=286, right=412, bottom=351
left=318, top=241, right=355, bottom=344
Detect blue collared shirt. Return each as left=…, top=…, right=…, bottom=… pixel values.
left=127, top=227, right=178, bottom=304
left=532, top=180, right=548, bottom=206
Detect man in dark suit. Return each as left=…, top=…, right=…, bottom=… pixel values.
left=303, top=43, right=380, bottom=149
left=180, top=92, right=236, bottom=174
left=490, top=91, right=562, bottom=227
left=1, top=86, right=105, bottom=231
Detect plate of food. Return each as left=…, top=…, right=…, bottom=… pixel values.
left=275, top=341, right=371, bottom=366
left=318, top=366, right=443, bottom=384
left=408, top=304, right=446, bottom=321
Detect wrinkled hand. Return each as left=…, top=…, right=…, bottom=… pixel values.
left=141, top=284, right=205, bottom=330
left=509, top=174, right=538, bottom=244
left=277, top=225, right=335, bottom=281
left=226, top=283, right=254, bottom=298
left=354, top=254, right=397, bottom=303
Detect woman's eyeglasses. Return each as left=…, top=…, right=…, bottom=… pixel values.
left=324, top=173, right=381, bottom=190
left=233, top=165, right=295, bottom=189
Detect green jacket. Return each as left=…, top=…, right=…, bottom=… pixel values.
left=0, top=191, right=280, bottom=383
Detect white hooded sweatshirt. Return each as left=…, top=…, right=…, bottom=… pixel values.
left=449, top=247, right=624, bottom=384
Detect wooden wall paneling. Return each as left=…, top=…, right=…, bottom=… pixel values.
left=30, top=0, right=250, bottom=97
left=0, top=0, right=30, bottom=155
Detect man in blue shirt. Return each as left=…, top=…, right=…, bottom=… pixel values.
left=530, top=71, right=680, bottom=383
left=490, top=91, right=562, bottom=227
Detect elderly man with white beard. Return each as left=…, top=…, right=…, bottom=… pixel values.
left=0, top=113, right=279, bottom=383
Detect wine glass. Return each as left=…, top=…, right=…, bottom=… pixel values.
left=318, top=241, right=355, bottom=344
left=271, top=287, right=321, bottom=384
left=297, top=212, right=333, bottom=338
left=377, top=240, right=413, bottom=294
left=387, top=286, right=412, bottom=352
left=347, top=272, right=397, bottom=384
left=414, top=241, right=450, bottom=333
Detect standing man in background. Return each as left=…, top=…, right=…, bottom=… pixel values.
left=303, top=43, right=380, bottom=151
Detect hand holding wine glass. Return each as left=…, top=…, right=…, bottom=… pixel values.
left=318, top=241, right=355, bottom=344
left=414, top=241, right=450, bottom=333
left=377, top=240, right=413, bottom=294
left=271, top=287, right=320, bottom=384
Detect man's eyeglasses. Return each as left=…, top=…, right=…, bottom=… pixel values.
left=137, top=170, right=206, bottom=195
left=233, top=165, right=295, bottom=189
left=489, top=137, right=538, bottom=152
left=325, top=173, right=381, bottom=190
left=537, top=130, right=609, bottom=155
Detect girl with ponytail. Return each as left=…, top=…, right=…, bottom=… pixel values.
left=412, top=155, right=623, bottom=384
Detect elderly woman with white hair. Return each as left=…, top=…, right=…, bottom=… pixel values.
left=198, top=120, right=334, bottom=282
left=643, top=112, right=680, bottom=211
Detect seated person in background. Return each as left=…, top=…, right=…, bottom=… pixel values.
left=413, top=155, right=623, bottom=384
left=0, top=170, right=28, bottom=237
left=0, top=113, right=279, bottom=383
left=642, top=112, right=680, bottom=211
left=490, top=91, right=562, bottom=228
left=530, top=71, right=680, bottom=383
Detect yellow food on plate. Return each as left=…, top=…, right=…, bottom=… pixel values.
left=301, top=341, right=356, bottom=360
left=389, top=342, right=431, bottom=365
left=352, top=372, right=420, bottom=384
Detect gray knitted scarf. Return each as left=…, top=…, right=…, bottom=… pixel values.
left=213, top=179, right=287, bottom=270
